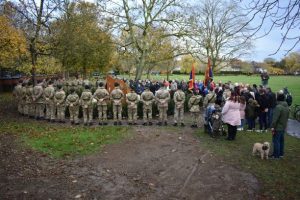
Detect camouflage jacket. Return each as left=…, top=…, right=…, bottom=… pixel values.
left=13, top=84, right=22, bottom=101
left=155, top=88, right=170, bottom=107
left=33, top=84, right=44, bottom=103
left=80, top=90, right=93, bottom=107
left=126, top=92, right=139, bottom=109
left=203, top=91, right=216, bottom=108
left=66, top=93, right=80, bottom=107
left=141, top=90, right=154, bottom=107
left=44, top=85, right=55, bottom=103
left=110, top=87, right=124, bottom=106
left=173, top=90, right=185, bottom=108
left=54, top=89, right=66, bottom=106
left=189, top=95, right=202, bottom=112
left=94, top=87, right=109, bottom=106
left=26, top=86, right=33, bottom=103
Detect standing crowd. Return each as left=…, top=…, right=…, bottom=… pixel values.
left=13, top=76, right=290, bottom=159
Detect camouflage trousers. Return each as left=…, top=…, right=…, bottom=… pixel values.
left=97, top=105, right=108, bottom=122
left=26, top=103, right=34, bottom=117
left=56, top=104, right=65, bottom=121
left=143, top=106, right=152, bottom=122
left=82, top=106, right=93, bottom=124
left=34, top=103, right=45, bottom=118
left=113, top=104, right=122, bottom=122
left=45, top=103, right=55, bottom=120
left=69, top=105, right=79, bottom=124
left=128, top=107, right=137, bottom=123
left=158, top=106, right=168, bottom=123
left=191, top=112, right=200, bottom=126
left=174, top=107, right=184, bottom=124
left=24, top=103, right=29, bottom=115
left=18, top=100, right=24, bottom=114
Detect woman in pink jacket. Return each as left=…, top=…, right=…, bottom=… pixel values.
left=222, top=92, right=241, bottom=140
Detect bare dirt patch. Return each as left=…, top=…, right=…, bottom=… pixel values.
left=0, top=124, right=259, bottom=200
left=0, top=95, right=259, bottom=199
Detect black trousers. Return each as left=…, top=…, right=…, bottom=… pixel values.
left=227, top=124, right=237, bottom=140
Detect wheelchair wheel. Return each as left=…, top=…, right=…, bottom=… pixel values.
left=295, top=109, right=300, bottom=122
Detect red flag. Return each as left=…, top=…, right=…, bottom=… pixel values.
left=204, top=57, right=213, bottom=87
left=189, top=63, right=195, bottom=90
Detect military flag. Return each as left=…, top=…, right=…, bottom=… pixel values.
left=204, top=57, right=213, bottom=87
left=188, top=63, right=195, bottom=90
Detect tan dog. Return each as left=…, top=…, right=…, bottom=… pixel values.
left=252, top=142, right=270, bottom=160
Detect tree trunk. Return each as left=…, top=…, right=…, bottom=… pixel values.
left=135, top=52, right=146, bottom=81
left=30, top=0, right=44, bottom=86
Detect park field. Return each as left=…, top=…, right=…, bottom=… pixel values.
left=121, top=74, right=300, bottom=105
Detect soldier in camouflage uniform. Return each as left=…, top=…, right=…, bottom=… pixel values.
left=44, top=80, right=56, bottom=122
left=66, top=87, right=80, bottom=125
left=80, top=84, right=93, bottom=126
left=155, top=83, right=170, bottom=126
left=188, top=91, right=203, bottom=128
left=20, top=82, right=27, bottom=115
left=173, top=85, right=186, bottom=127
left=110, top=82, right=124, bottom=125
left=94, top=82, right=109, bottom=125
left=126, top=87, right=139, bottom=125
left=54, top=84, right=66, bottom=123
left=26, top=81, right=34, bottom=118
left=13, top=80, right=23, bottom=115
left=203, top=87, right=216, bottom=129
left=32, top=80, right=45, bottom=120
left=141, top=86, right=155, bottom=125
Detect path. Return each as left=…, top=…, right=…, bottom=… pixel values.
left=0, top=126, right=259, bottom=200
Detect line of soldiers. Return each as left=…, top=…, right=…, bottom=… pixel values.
left=13, top=79, right=216, bottom=127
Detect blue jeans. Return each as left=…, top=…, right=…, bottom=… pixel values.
left=272, top=130, right=285, bottom=158
left=240, top=119, right=245, bottom=129
left=267, top=108, right=273, bottom=128
left=247, top=118, right=255, bottom=130
left=259, top=112, right=267, bottom=130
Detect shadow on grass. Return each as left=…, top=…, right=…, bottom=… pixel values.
left=195, top=130, right=300, bottom=200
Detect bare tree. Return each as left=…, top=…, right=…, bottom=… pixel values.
left=185, top=0, right=253, bottom=71
left=97, top=0, right=189, bottom=80
left=236, top=0, right=300, bottom=55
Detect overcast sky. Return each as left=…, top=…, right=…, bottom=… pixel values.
left=86, top=0, right=299, bottom=62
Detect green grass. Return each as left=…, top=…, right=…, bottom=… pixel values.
left=196, top=130, right=300, bottom=200
left=0, top=120, right=131, bottom=158
left=120, top=74, right=300, bottom=105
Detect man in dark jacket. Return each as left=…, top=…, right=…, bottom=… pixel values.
left=256, top=89, right=269, bottom=132
left=266, top=87, right=277, bottom=128
left=270, top=92, right=289, bottom=159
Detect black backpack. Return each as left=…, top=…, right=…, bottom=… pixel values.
left=286, top=93, right=293, bottom=106
left=283, top=87, right=292, bottom=106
